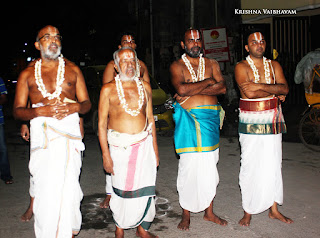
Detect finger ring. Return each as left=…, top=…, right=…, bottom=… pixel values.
left=23, top=136, right=25, bottom=137
left=56, top=110, right=58, bottom=114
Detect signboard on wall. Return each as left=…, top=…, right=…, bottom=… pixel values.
left=201, top=27, right=230, bottom=62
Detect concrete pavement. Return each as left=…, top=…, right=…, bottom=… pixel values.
left=0, top=120, right=320, bottom=238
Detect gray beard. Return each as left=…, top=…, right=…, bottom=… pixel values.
left=40, top=44, right=62, bottom=60
left=119, top=67, right=136, bottom=81
left=184, top=46, right=201, bottom=58
left=119, top=72, right=135, bottom=81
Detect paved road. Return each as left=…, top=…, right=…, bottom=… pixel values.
left=0, top=120, right=320, bottom=238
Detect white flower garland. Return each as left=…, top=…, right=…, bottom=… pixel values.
left=34, top=55, right=65, bottom=100
left=115, top=74, right=144, bottom=116
left=135, top=59, right=140, bottom=78
left=246, top=55, right=271, bottom=84
left=181, top=53, right=205, bottom=82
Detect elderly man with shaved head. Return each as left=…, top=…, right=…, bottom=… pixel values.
left=13, top=25, right=91, bottom=238
left=98, top=47, right=159, bottom=238
left=99, top=32, right=150, bottom=209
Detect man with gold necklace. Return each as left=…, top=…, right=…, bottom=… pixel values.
left=98, top=47, right=159, bottom=238
left=235, top=29, right=293, bottom=226
left=170, top=28, right=227, bottom=231
left=13, top=25, right=91, bottom=237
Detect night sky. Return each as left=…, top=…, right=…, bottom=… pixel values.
left=1, top=1, right=137, bottom=79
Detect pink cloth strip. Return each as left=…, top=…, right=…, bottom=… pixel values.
left=125, top=143, right=141, bottom=191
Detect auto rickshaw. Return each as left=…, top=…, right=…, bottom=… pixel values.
left=298, top=64, right=320, bottom=151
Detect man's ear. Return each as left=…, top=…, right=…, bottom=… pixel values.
left=245, top=45, right=249, bottom=53
left=35, top=41, right=40, bottom=51
left=180, top=41, right=185, bottom=50
left=118, top=45, right=122, bottom=49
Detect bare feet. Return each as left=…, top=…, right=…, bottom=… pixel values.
left=203, top=201, right=228, bottom=226
left=136, top=226, right=158, bottom=238
left=177, top=209, right=190, bottom=230
left=238, top=211, right=251, bottom=226
left=269, top=210, right=293, bottom=224
left=203, top=212, right=228, bottom=226
left=21, top=207, right=33, bottom=222
left=21, top=196, right=34, bottom=222
left=269, top=202, right=293, bottom=224
left=100, top=194, right=111, bottom=208
left=115, top=227, right=124, bottom=238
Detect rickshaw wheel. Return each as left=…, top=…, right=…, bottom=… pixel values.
left=299, top=108, right=320, bottom=151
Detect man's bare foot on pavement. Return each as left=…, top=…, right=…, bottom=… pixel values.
left=239, top=211, right=251, bottom=226
left=203, top=201, right=228, bottom=226
left=203, top=212, right=228, bottom=226
left=21, top=196, right=34, bottom=222
left=21, top=207, right=33, bottom=222
left=269, top=203, right=293, bottom=224
left=177, top=209, right=190, bottom=230
left=115, top=227, right=124, bottom=238
left=100, top=194, right=111, bottom=208
left=136, top=226, right=158, bottom=238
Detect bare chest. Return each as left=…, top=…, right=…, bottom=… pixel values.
left=182, top=63, right=212, bottom=83
left=247, top=63, right=275, bottom=84
left=109, top=84, right=147, bottom=114
left=28, top=66, right=77, bottom=102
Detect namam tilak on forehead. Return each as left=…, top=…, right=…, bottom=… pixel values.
left=124, top=35, right=133, bottom=43
left=190, top=30, right=200, bottom=40
left=253, top=32, right=264, bottom=44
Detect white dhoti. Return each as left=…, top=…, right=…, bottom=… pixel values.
left=239, top=134, right=283, bottom=214
left=238, top=97, right=286, bottom=215
left=177, top=150, right=219, bottom=213
left=29, top=175, right=35, bottom=197
left=29, top=112, right=84, bottom=238
left=108, top=126, right=157, bottom=230
left=105, top=174, right=112, bottom=195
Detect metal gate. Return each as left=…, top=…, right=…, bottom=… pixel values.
left=273, top=16, right=311, bottom=105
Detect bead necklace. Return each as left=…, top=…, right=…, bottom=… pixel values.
left=34, top=55, right=65, bottom=100
left=246, top=55, right=271, bottom=84
left=115, top=74, right=144, bottom=116
left=181, top=53, right=205, bottom=82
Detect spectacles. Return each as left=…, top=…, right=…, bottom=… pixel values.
left=38, top=34, right=62, bottom=42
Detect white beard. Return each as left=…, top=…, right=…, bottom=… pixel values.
left=40, top=43, right=62, bottom=60
left=119, top=70, right=136, bottom=82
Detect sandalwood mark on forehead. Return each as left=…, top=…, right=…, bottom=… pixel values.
left=124, top=35, right=133, bottom=43
left=253, top=32, right=263, bottom=43
left=190, top=30, right=200, bottom=40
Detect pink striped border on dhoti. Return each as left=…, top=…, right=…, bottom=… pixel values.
left=125, top=143, right=141, bottom=191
